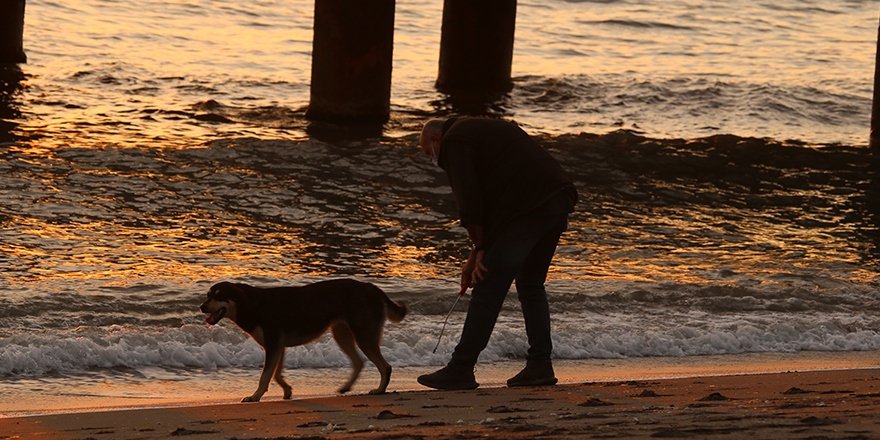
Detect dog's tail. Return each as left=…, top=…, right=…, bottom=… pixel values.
left=382, top=292, right=407, bottom=323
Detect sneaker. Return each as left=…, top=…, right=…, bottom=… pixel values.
left=507, top=361, right=558, bottom=387
left=417, top=364, right=479, bottom=390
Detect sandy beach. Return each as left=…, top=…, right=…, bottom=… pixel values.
left=3, top=367, right=879, bottom=439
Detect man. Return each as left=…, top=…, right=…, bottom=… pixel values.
left=417, top=117, right=577, bottom=390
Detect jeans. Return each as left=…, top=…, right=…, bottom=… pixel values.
left=450, top=212, right=568, bottom=369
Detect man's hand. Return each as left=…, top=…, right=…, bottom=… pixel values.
left=462, top=224, right=487, bottom=286
left=462, top=249, right=488, bottom=286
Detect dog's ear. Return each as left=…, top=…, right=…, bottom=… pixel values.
left=207, top=282, right=231, bottom=300
left=207, top=282, right=243, bottom=301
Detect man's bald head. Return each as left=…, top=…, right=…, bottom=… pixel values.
left=420, top=118, right=446, bottom=158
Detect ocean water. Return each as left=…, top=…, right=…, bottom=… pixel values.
left=1, top=0, right=879, bottom=416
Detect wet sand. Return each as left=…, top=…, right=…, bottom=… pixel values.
left=3, top=368, right=879, bottom=439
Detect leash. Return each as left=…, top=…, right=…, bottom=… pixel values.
left=432, top=281, right=471, bottom=353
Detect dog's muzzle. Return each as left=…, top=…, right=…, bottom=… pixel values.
left=201, top=303, right=226, bottom=325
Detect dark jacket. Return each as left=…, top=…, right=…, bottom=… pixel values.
left=437, top=117, right=577, bottom=246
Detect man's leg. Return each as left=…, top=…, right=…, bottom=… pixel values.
left=515, top=214, right=568, bottom=363
left=449, top=214, right=563, bottom=369
left=418, top=245, right=522, bottom=390
left=507, top=213, right=567, bottom=387
left=418, top=215, right=552, bottom=390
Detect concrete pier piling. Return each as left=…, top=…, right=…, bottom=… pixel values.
left=306, top=0, right=395, bottom=124
left=436, top=0, right=517, bottom=94
left=0, top=0, right=27, bottom=64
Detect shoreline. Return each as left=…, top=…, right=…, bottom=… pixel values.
left=2, top=351, right=878, bottom=419
left=2, top=366, right=879, bottom=439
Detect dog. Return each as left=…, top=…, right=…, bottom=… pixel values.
left=199, top=279, right=407, bottom=402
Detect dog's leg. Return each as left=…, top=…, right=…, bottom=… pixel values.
left=243, top=339, right=284, bottom=402
left=358, top=340, right=392, bottom=395
left=354, top=317, right=392, bottom=395
left=331, top=322, right=363, bottom=394
left=272, top=347, right=293, bottom=400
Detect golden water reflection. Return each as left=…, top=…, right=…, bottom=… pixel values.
left=3, top=131, right=879, bottom=293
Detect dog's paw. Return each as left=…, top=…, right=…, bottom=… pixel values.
left=337, top=386, right=351, bottom=394
left=368, top=389, right=387, bottom=395
left=241, top=395, right=261, bottom=403
left=283, top=389, right=292, bottom=400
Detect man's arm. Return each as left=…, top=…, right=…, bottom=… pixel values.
left=441, top=141, right=484, bottom=230
left=441, top=141, right=489, bottom=285
left=465, top=224, right=484, bottom=250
